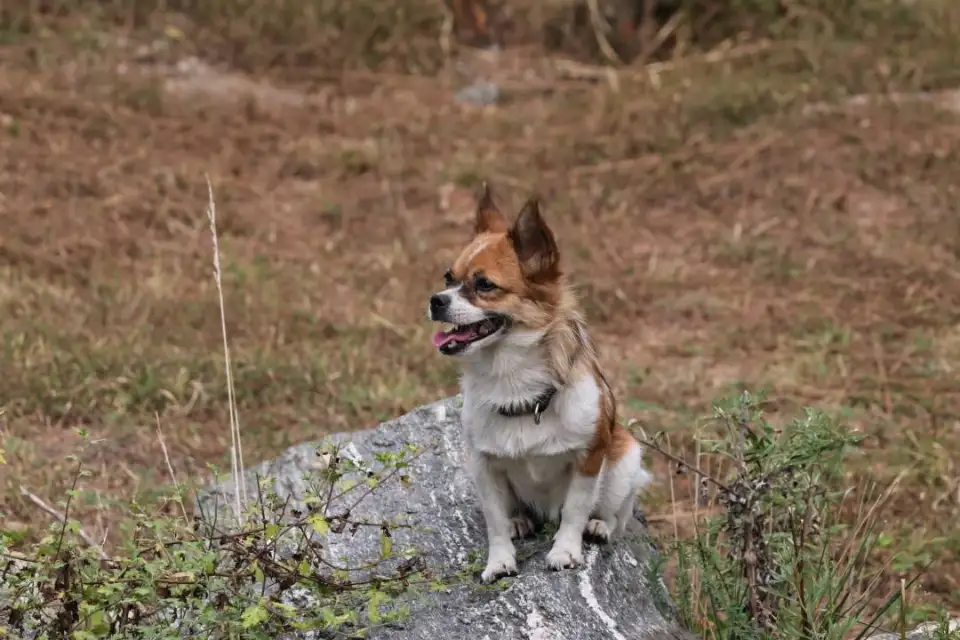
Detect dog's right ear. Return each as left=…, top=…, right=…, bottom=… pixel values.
left=474, top=181, right=508, bottom=235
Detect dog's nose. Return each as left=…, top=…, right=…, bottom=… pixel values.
left=430, top=294, right=450, bottom=315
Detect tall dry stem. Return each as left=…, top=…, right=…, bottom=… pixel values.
left=205, top=175, right=247, bottom=521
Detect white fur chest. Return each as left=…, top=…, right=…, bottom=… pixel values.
left=460, top=365, right=601, bottom=460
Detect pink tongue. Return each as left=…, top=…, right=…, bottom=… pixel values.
left=432, top=326, right=477, bottom=348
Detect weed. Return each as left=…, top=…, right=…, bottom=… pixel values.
left=639, top=391, right=954, bottom=639
left=0, top=432, right=431, bottom=638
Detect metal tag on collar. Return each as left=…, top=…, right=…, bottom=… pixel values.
left=533, top=402, right=544, bottom=424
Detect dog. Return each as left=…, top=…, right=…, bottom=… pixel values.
left=427, top=183, right=652, bottom=583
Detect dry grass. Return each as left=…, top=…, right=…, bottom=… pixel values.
left=1, top=0, right=959, bottom=629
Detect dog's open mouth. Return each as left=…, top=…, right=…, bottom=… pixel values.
left=432, top=317, right=506, bottom=355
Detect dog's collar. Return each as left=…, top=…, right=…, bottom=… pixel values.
left=495, top=386, right=558, bottom=425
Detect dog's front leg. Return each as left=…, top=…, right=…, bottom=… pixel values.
left=545, top=471, right=597, bottom=570
left=469, top=453, right=519, bottom=583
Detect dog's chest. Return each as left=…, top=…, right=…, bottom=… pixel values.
left=467, top=412, right=584, bottom=458
left=461, top=373, right=601, bottom=459
left=492, top=452, right=576, bottom=484
left=459, top=346, right=604, bottom=518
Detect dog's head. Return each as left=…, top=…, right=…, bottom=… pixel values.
left=427, top=183, right=564, bottom=357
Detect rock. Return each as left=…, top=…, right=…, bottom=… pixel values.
left=801, top=89, right=960, bottom=116
left=197, top=396, right=692, bottom=639
left=868, top=619, right=960, bottom=639
left=162, top=56, right=318, bottom=110
left=454, top=81, right=501, bottom=106
left=451, top=45, right=503, bottom=106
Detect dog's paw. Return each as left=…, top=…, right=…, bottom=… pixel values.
left=509, top=514, right=536, bottom=539
left=584, top=518, right=612, bottom=544
left=545, top=541, right=583, bottom=571
left=480, top=551, right=518, bottom=584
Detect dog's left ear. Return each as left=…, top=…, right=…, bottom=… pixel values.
left=509, top=198, right=559, bottom=281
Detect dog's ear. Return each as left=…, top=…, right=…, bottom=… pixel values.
left=509, top=197, right=559, bottom=281
left=474, top=181, right=508, bottom=234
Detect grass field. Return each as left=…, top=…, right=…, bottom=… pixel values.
left=1, top=0, right=959, bottom=632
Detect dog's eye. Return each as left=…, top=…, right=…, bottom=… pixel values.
left=474, top=276, right=498, bottom=293
left=443, top=270, right=455, bottom=286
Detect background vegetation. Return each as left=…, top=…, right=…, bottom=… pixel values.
left=1, top=0, right=959, bottom=636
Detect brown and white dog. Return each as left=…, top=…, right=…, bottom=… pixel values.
left=427, top=184, right=652, bottom=583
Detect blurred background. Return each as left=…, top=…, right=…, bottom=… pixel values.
left=0, top=0, right=958, bottom=626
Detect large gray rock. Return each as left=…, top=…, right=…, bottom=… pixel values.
left=198, top=396, right=693, bottom=639
left=868, top=619, right=960, bottom=640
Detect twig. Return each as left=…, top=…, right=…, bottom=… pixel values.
left=647, top=507, right=724, bottom=526
left=19, top=485, right=108, bottom=561
left=438, top=0, right=454, bottom=63
left=872, top=336, right=893, bottom=416
left=156, top=412, right=190, bottom=524
left=837, top=471, right=906, bottom=579
left=205, top=174, right=247, bottom=520
left=585, top=0, right=623, bottom=67
left=566, top=152, right=661, bottom=177
left=666, top=435, right=680, bottom=543
left=643, top=38, right=773, bottom=76
left=552, top=58, right=621, bottom=92
left=627, top=420, right=731, bottom=494
left=689, top=431, right=703, bottom=615
left=94, top=489, right=109, bottom=548
left=637, top=8, right=685, bottom=65
left=899, top=578, right=907, bottom=639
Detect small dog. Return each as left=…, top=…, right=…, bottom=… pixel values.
left=427, top=184, right=652, bottom=583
